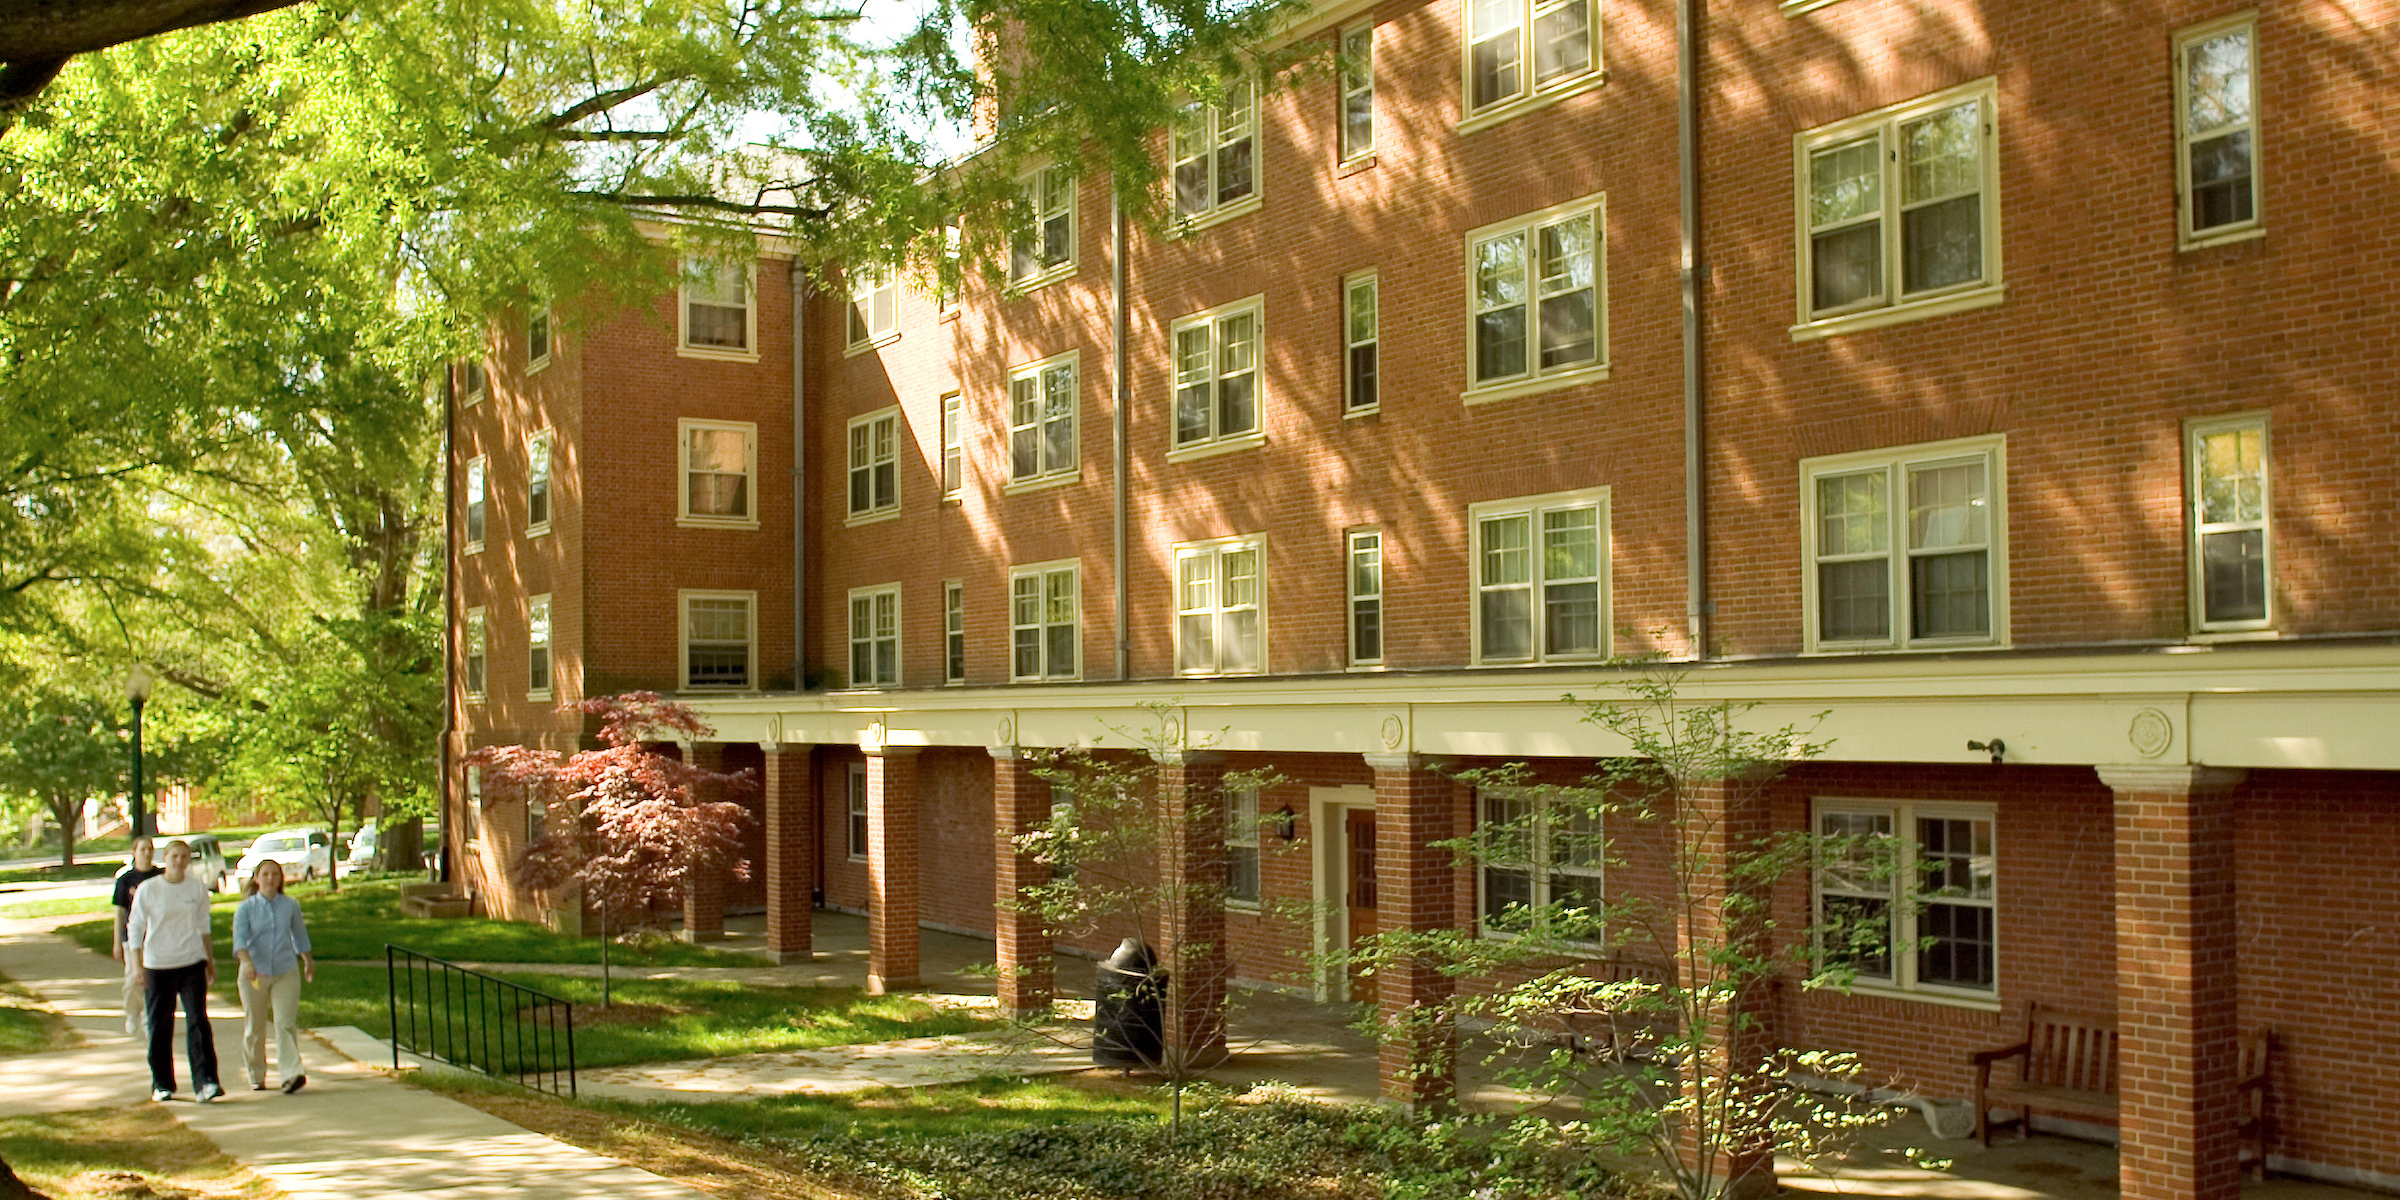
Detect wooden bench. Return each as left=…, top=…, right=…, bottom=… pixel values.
left=1971, top=1003, right=2276, bottom=1174
left=1556, top=956, right=1677, bottom=1064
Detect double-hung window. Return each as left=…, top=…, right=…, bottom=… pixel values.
left=1471, top=489, right=1608, bottom=664
left=2175, top=15, right=2259, bottom=248
left=943, top=580, right=966, bottom=683
left=1814, top=800, right=1997, bottom=998
left=1463, top=0, right=1596, bottom=123
left=1344, top=273, right=1379, bottom=414
left=463, top=609, right=487, bottom=700
left=1173, top=82, right=1258, bottom=223
left=940, top=392, right=965, bottom=499
left=847, top=584, right=900, bottom=687
left=1171, top=298, right=1264, bottom=456
left=682, top=259, right=754, bottom=355
left=1175, top=536, right=1265, bottom=676
left=1348, top=529, right=1384, bottom=666
left=1012, top=166, right=1075, bottom=285
left=463, top=457, right=487, bottom=551
left=1478, top=791, right=1605, bottom=943
left=1340, top=25, right=1375, bottom=162
left=1467, top=194, right=1605, bottom=399
left=1226, top=787, right=1262, bottom=907
left=681, top=591, right=755, bottom=689
left=526, top=594, right=553, bottom=699
left=459, top=360, right=487, bottom=407
left=1796, top=79, right=2002, bottom=336
left=846, top=268, right=898, bottom=349
left=1008, top=355, right=1078, bottom=485
left=1802, top=437, right=2006, bottom=652
left=528, top=307, right=552, bottom=369
left=847, top=763, right=869, bottom=860
left=681, top=419, right=756, bottom=526
left=526, top=432, right=553, bottom=535
left=1010, top=561, right=1080, bottom=681
left=847, top=409, right=900, bottom=520
left=2187, top=414, right=2271, bottom=632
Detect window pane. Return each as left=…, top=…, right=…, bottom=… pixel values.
left=1908, top=462, right=1987, bottom=550
left=1817, top=471, right=1889, bottom=555
left=1478, top=306, right=1528, bottom=382
left=1532, top=0, right=1589, bottom=86
left=1810, top=139, right=1882, bottom=226
left=2189, top=132, right=2255, bottom=230
left=1920, top=902, right=1995, bottom=989
left=1179, top=612, right=1215, bottom=673
left=1349, top=344, right=1378, bottom=410
left=1227, top=846, right=1261, bottom=904
left=1483, top=865, right=1533, bottom=926
left=1902, top=102, right=1980, bottom=202
left=1175, top=327, right=1212, bottom=443
left=2185, top=30, right=2252, bottom=135
left=1482, top=590, right=1532, bottom=658
left=1811, top=222, right=1882, bottom=312
left=1217, top=313, right=1257, bottom=437
left=1544, top=508, right=1596, bottom=578
left=1901, top=194, right=1982, bottom=293
left=1353, top=599, right=1381, bottom=662
left=1822, top=894, right=1894, bottom=979
left=1911, top=551, right=1989, bottom=638
left=1469, top=0, right=1520, bottom=110
left=2202, top=529, right=2267, bottom=622
left=1223, top=609, right=1261, bottom=672
left=2199, top=427, right=2266, bottom=522
left=1543, top=580, right=1599, bottom=656
left=1481, top=516, right=1530, bottom=586
left=1819, top=560, right=1891, bottom=642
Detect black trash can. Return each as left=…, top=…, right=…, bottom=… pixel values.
left=1093, top=936, right=1166, bottom=1069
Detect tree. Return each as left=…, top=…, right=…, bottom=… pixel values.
left=1352, top=657, right=1928, bottom=1200
left=465, top=693, right=754, bottom=1004
left=1009, top=702, right=1294, bottom=1134
left=0, top=691, right=136, bottom=865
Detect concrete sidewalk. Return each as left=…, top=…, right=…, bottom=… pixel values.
left=0, top=911, right=707, bottom=1200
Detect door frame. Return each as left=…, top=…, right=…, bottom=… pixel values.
left=1309, top=785, right=1376, bottom=1003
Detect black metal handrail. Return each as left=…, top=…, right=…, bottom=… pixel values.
left=385, top=944, right=578, bottom=1097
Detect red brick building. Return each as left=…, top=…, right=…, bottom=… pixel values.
left=444, top=0, right=2400, bottom=1195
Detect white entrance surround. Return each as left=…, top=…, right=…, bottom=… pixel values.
left=1308, top=785, right=1374, bottom=1004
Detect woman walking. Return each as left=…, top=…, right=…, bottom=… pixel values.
left=231, top=859, right=314, bottom=1094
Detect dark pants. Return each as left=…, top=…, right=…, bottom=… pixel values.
left=144, top=959, right=219, bottom=1094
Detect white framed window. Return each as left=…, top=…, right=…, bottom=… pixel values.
left=2175, top=14, right=2259, bottom=248
left=847, top=584, right=900, bottom=687
left=526, top=593, right=553, bottom=699
left=847, top=762, right=869, bottom=861
left=846, top=408, right=900, bottom=521
left=459, top=360, right=487, bottom=407
left=1172, top=81, right=1258, bottom=224
left=1009, top=561, right=1080, bottom=681
left=526, top=432, right=553, bottom=535
left=943, top=580, right=966, bottom=683
left=846, top=267, right=898, bottom=350
left=527, top=794, right=546, bottom=843
left=1802, top=436, right=2007, bottom=653
left=1225, top=786, right=1261, bottom=908
left=680, top=419, right=757, bottom=527
left=1477, top=791, right=1604, bottom=945
left=463, top=457, right=487, bottom=552
left=1175, top=535, right=1265, bottom=676
left=2187, top=413, right=2271, bottom=632
left=1170, top=297, right=1264, bottom=458
left=680, top=258, right=756, bottom=357
left=1795, top=79, right=2002, bottom=339
left=1340, top=24, right=1375, bottom=162
left=1012, top=165, right=1076, bottom=285
left=1348, top=529, right=1384, bottom=667
left=940, top=392, right=964, bottom=500
left=1470, top=488, right=1608, bottom=664
left=463, top=608, right=487, bottom=700
left=1466, top=193, right=1605, bottom=401
left=681, top=591, right=756, bottom=690
left=1344, top=272, right=1379, bottom=414
left=1814, top=799, right=1997, bottom=1000
left=1008, top=354, right=1078, bottom=485
left=528, top=307, right=552, bottom=370
left=1462, top=0, right=1597, bottom=126
left=936, top=216, right=964, bottom=312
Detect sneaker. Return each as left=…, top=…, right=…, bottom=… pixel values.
left=196, top=1083, right=224, bottom=1103
left=151, top=1088, right=172, bottom=1103
left=252, top=1083, right=269, bottom=1091
left=281, top=1075, right=307, bottom=1095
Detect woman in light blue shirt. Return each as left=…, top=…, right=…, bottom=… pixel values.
left=232, top=859, right=314, bottom=1093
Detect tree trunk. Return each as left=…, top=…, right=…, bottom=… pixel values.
left=384, top=817, right=424, bottom=873
left=49, top=792, right=76, bottom=867
left=0, top=1149, right=53, bottom=1200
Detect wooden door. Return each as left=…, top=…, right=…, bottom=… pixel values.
left=1345, top=808, right=1379, bottom=1003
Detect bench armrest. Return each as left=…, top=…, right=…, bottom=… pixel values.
left=1970, top=1041, right=2031, bottom=1067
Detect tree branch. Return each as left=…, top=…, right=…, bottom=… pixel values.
left=536, top=77, right=675, bottom=131
left=568, top=190, right=831, bottom=221
left=550, top=129, right=674, bottom=143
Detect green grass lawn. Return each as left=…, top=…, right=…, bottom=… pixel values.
left=589, top=1074, right=1166, bottom=1141
left=0, top=861, right=123, bottom=886
left=0, top=893, right=119, bottom=920
left=0, top=968, right=74, bottom=1055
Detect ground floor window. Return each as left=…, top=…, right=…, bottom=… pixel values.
left=1814, top=799, right=1997, bottom=996
left=1477, top=790, right=1604, bottom=945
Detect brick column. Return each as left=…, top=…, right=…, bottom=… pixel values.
left=762, top=745, right=815, bottom=963
left=680, top=742, right=728, bottom=942
left=992, top=747, right=1055, bottom=1014
left=1368, top=753, right=1457, bottom=1110
left=1156, top=749, right=1229, bottom=1069
left=1677, top=775, right=1778, bottom=1200
left=865, top=744, right=921, bottom=993
left=2100, top=765, right=2245, bottom=1200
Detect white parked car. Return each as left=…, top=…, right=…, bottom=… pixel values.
left=233, top=828, right=334, bottom=889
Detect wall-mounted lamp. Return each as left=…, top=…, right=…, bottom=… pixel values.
left=1274, top=803, right=1297, bottom=842
left=1966, top=738, right=2006, bottom=765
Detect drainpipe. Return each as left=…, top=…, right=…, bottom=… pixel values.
left=439, top=366, right=457, bottom=883
left=1677, top=0, right=1709, bottom=660
left=1111, top=183, right=1131, bottom=680
left=790, top=260, right=809, bottom=690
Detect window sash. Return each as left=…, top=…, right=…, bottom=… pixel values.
left=528, top=309, right=551, bottom=364
left=686, top=426, right=751, bottom=519
left=1012, top=167, right=1075, bottom=281
left=685, top=597, right=751, bottom=688
left=940, top=393, right=964, bottom=497
left=848, top=415, right=899, bottom=515
left=527, top=597, right=552, bottom=694
left=1010, top=567, right=1077, bottom=680
left=2190, top=418, right=2270, bottom=628
left=847, top=765, right=869, bottom=859
left=1468, top=0, right=1592, bottom=113
left=847, top=271, right=897, bottom=346
left=1345, top=276, right=1378, bottom=412
left=1173, top=310, right=1260, bottom=447
left=465, top=458, right=487, bottom=546
left=1476, top=501, right=1602, bottom=662
left=527, top=436, right=552, bottom=529
left=848, top=589, right=898, bottom=686
left=944, top=582, right=966, bottom=683
left=1348, top=530, right=1383, bottom=665
left=686, top=261, right=750, bottom=350
left=1802, top=90, right=1993, bottom=321
left=1177, top=544, right=1262, bottom=675
left=1340, top=26, right=1374, bottom=160
left=1808, top=449, right=1997, bottom=649
left=1477, top=793, right=1605, bottom=941
left=2177, top=20, right=2258, bottom=242
left=464, top=613, right=487, bottom=697
left=1813, top=802, right=1996, bottom=995
left=1173, top=85, right=1257, bottom=218
left=1010, top=362, right=1076, bottom=480
left=1225, top=787, right=1262, bottom=905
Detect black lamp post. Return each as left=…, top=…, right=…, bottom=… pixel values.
left=126, top=665, right=153, bottom=839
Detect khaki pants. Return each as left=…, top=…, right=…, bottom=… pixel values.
left=239, top=968, right=303, bottom=1088
left=121, top=950, right=146, bottom=1038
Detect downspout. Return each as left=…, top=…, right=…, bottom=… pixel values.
left=439, top=367, right=457, bottom=884
left=1111, top=182, right=1131, bottom=680
left=1677, top=0, right=1709, bottom=660
left=790, top=260, right=808, bottom=690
